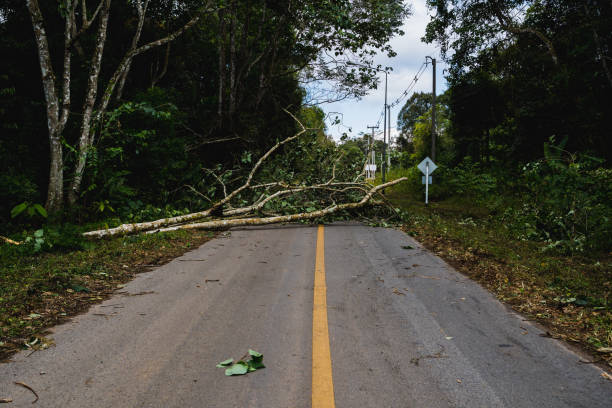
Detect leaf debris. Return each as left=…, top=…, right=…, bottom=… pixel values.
left=217, top=349, right=266, bottom=376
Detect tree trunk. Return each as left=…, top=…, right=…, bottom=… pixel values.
left=83, top=178, right=406, bottom=238
left=218, top=8, right=226, bottom=119
left=228, top=2, right=237, bottom=116
left=115, top=0, right=149, bottom=102
left=82, top=120, right=307, bottom=238
left=151, top=43, right=171, bottom=87
left=26, top=0, right=64, bottom=213
left=68, top=0, right=112, bottom=206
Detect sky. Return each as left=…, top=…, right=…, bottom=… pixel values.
left=320, top=0, right=448, bottom=142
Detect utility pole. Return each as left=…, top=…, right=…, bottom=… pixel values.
left=382, top=71, right=388, bottom=184
left=387, top=104, right=391, bottom=170
left=432, top=58, right=436, bottom=162
left=346, top=61, right=389, bottom=181
left=367, top=125, right=378, bottom=179
left=366, top=125, right=378, bottom=152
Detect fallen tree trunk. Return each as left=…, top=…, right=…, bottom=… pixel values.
left=222, top=182, right=369, bottom=217
left=141, top=178, right=406, bottom=234
left=83, top=177, right=407, bottom=238
left=82, top=117, right=306, bottom=239
left=0, top=235, right=21, bottom=245
left=82, top=111, right=405, bottom=240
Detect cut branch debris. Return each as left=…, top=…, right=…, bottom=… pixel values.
left=0, top=235, right=21, bottom=245
left=14, top=381, right=39, bottom=404
left=82, top=110, right=407, bottom=239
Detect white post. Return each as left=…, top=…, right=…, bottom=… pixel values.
left=425, top=162, right=429, bottom=205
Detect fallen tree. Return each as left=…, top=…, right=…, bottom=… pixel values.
left=84, top=178, right=406, bottom=238
left=83, top=111, right=406, bottom=239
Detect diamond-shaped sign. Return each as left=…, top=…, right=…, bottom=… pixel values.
left=417, top=157, right=437, bottom=175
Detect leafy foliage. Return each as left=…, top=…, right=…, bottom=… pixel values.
left=217, top=349, right=266, bottom=376
left=422, top=0, right=612, bottom=163
left=520, top=144, right=612, bottom=253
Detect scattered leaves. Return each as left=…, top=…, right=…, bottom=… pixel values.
left=392, top=288, right=405, bottom=296
left=217, top=349, right=266, bottom=376
left=0, top=229, right=216, bottom=362
left=395, top=196, right=612, bottom=368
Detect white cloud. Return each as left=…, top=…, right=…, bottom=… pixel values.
left=319, top=0, right=448, bottom=141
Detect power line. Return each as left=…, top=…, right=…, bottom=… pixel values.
left=387, top=62, right=428, bottom=110
left=370, top=60, right=429, bottom=129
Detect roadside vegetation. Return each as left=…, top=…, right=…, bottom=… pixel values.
left=381, top=154, right=612, bottom=367
left=371, top=0, right=612, bottom=366
left=0, top=228, right=214, bottom=361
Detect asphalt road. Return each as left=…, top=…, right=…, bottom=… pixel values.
left=1, top=223, right=611, bottom=407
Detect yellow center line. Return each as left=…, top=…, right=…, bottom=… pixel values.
left=312, top=224, right=336, bottom=408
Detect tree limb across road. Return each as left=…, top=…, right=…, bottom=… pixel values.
left=83, top=112, right=406, bottom=239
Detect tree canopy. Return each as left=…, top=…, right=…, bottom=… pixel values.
left=0, top=0, right=409, bottom=220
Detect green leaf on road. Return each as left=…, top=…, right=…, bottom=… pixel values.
left=247, top=359, right=265, bottom=371
left=218, top=350, right=265, bottom=376
left=225, top=361, right=249, bottom=376
left=216, top=358, right=234, bottom=368
left=401, top=245, right=414, bottom=249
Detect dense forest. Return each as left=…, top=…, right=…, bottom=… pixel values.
left=391, top=0, right=612, bottom=254
left=0, top=0, right=610, bottom=253
left=1, top=0, right=408, bottom=226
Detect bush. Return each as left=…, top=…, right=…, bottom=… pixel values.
left=521, top=152, right=611, bottom=253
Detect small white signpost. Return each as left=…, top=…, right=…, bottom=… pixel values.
left=365, top=150, right=377, bottom=180
left=365, top=164, right=377, bottom=179
left=417, top=157, right=437, bottom=204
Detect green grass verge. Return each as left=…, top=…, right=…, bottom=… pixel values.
left=387, top=185, right=612, bottom=367
left=0, top=229, right=215, bottom=360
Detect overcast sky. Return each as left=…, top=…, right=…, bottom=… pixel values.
left=320, top=0, right=448, bottom=142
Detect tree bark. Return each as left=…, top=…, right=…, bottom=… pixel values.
left=228, top=1, right=237, bottom=116
left=115, top=0, right=150, bottom=102
left=68, top=0, right=112, bottom=206
left=83, top=178, right=406, bottom=238
left=218, top=8, right=226, bottom=118
left=26, top=0, right=64, bottom=213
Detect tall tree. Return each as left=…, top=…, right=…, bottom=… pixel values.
left=25, top=0, right=214, bottom=212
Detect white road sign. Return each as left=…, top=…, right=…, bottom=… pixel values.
left=417, top=157, right=437, bottom=175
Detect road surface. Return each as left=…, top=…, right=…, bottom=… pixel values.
left=1, top=223, right=611, bottom=407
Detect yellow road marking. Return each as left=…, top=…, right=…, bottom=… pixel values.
left=312, top=225, right=336, bottom=408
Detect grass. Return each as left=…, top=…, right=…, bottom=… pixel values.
left=385, top=182, right=612, bottom=368
left=0, top=228, right=215, bottom=361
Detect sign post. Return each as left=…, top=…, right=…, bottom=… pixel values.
left=425, top=162, right=429, bottom=204
left=417, top=157, right=437, bottom=205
